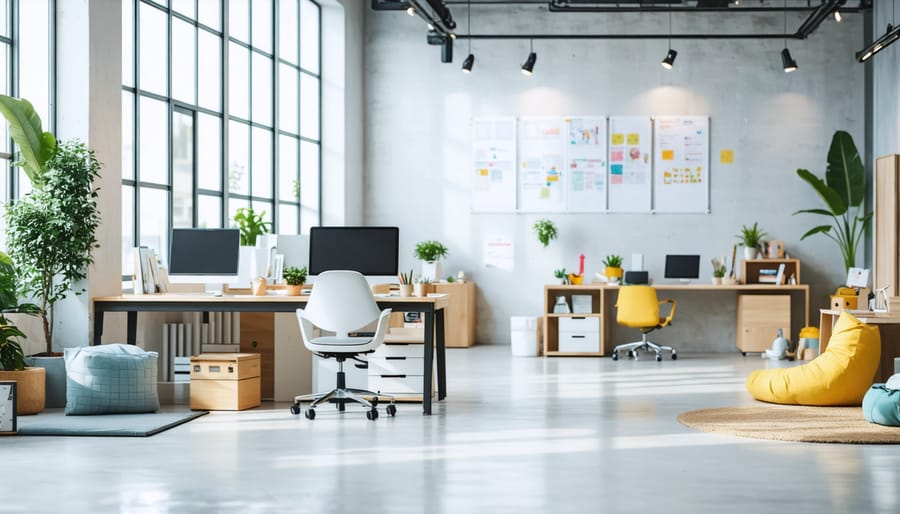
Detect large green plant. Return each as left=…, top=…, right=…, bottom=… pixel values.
left=794, top=130, right=872, bottom=273
left=414, top=240, right=448, bottom=262
left=0, top=252, right=39, bottom=370
left=5, top=140, right=101, bottom=354
left=233, top=207, right=272, bottom=246
left=0, top=95, right=56, bottom=189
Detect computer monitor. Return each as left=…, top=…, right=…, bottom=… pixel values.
left=664, top=254, right=701, bottom=283
left=168, top=228, right=241, bottom=288
left=308, top=226, right=399, bottom=277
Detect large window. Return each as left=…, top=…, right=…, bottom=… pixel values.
left=122, top=0, right=322, bottom=271
left=1, top=0, right=55, bottom=201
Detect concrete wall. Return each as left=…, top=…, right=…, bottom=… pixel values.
left=362, top=6, right=867, bottom=350
left=873, top=1, right=900, bottom=157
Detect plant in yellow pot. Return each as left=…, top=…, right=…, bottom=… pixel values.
left=602, top=255, right=624, bottom=284
left=282, top=266, right=307, bottom=296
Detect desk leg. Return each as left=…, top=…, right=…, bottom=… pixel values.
left=423, top=310, right=434, bottom=416
left=127, top=312, right=138, bottom=345
left=93, top=311, right=104, bottom=346
left=436, top=308, right=446, bottom=401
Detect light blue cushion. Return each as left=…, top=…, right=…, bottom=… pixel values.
left=65, top=344, right=159, bottom=415
left=862, top=384, right=900, bottom=427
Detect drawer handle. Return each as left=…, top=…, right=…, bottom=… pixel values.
left=385, top=356, right=407, bottom=361
left=381, top=374, right=407, bottom=378
left=571, top=317, right=586, bottom=320
left=571, top=335, right=585, bottom=339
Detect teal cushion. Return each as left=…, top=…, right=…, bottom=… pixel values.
left=65, top=344, right=159, bottom=415
left=862, top=384, right=900, bottom=426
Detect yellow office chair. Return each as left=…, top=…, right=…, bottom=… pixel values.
left=612, top=285, right=678, bottom=362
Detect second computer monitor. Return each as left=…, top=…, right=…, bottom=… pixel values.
left=308, top=226, right=399, bottom=277
left=664, top=254, right=701, bottom=283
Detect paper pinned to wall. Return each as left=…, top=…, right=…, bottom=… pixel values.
left=518, top=117, right=566, bottom=212
left=607, top=116, right=652, bottom=212
left=484, top=236, right=515, bottom=271
left=565, top=116, right=607, bottom=212
left=653, top=115, right=710, bottom=213
left=472, top=117, right=517, bottom=213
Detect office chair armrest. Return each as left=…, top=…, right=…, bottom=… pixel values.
left=658, top=299, right=677, bottom=325
left=296, top=308, right=317, bottom=346
left=372, top=308, right=393, bottom=343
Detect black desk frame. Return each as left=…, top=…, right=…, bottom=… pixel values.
left=92, top=297, right=447, bottom=415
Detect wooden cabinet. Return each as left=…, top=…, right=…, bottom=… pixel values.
left=875, top=154, right=900, bottom=296
left=542, top=285, right=604, bottom=356
left=742, top=259, right=800, bottom=285
left=736, top=294, right=791, bottom=354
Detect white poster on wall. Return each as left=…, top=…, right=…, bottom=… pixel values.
left=472, top=117, right=517, bottom=213
left=653, top=115, right=710, bottom=213
left=517, top=117, right=566, bottom=212
left=607, top=116, right=652, bottom=213
left=565, top=116, right=607, bottom=212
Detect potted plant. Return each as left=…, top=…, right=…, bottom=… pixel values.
left=554, top=268, right=569, bottom=285
left=736, top=222, right=767, bottom=260
left=282, top=266, right=308, bottom=296
left=0, top=251, right=44, bottom=415
left=533, top=218, right=558, bottom=248
left=413, top=275, right=432, bottom=297
left=0, top=97, right=102, bottom=408
left=794, top=130, right=873, bottom=273
left=233, top=207, right=273, bottom=283
left=602, top=255, right=624, bottom=284
left=710, top=257, right=727, bottom=285
left=414, top=240, right=448, bottom=282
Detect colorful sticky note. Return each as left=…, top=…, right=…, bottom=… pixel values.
left=627, top=133, right=640, bottom=145
left=720, top=149, right=734, bottom=164
left=610, top=150, right=624, bottom=162
left=479, top=168, right=489, bottom=176
left=610, top=164, right=624, bottom=175
left=611, top=133, right=625, bottom=145
left=661, top=150, right=675, bottom=161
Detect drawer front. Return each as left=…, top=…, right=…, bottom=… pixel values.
left=368, top=357, right=425, bottom=376
left=368, top=375, right=424, bottom=395
left=558, top=331, right=600, bottom=352
left=191, top=357, right=261, bottom=381
left=371, top=343, right=423, bottom=358
left=558, top=316, right=599, bottom=334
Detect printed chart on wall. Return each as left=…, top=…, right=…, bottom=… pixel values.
left=653, top=115, right=710, bottom=213
left=607, top=116, right=652, bottom=212
left=518, top=117, right=565, bottom=212
left=565, top=116, right=607, bottom=212
left=471, top=117, right=517, bottom=212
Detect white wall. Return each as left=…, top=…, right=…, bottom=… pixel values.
left=362, top=6, right=866, bottom=349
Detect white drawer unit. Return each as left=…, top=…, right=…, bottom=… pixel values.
left=368, top=375, right=424, bottom=395
left=558, top=316, right=600, bottom=353
left=371, top=343, right=424, bottom=358
left=368, top=356, right=424, bottom=376
left=368, top=343, right=432, bottom=397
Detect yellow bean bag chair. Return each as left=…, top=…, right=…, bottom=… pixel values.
left=746, top=311, right=881, bottom=406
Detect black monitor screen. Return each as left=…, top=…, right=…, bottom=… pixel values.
left=168, top=228, right=241, bottom=278
left=308, top=226, right=399, bottom=276
left=664, top=254, right=701, bottom=280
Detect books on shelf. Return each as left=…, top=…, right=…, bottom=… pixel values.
left=132, top=246, right=169, bottom=294
left=757, top=263, right=787, bottom=285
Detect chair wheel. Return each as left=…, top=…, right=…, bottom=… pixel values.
left=656, top=354, right=662, bottom=362
left=671, top=353, right=678, bottom=360
left=305, top=408, right=316, bottom=420
left=386, top=404, right=397, bottom=417
left=611, top=351, right=618, bottom=361
left=290, top=403, right=301, bottom=415
left=366, top=408, right=379, bottom=420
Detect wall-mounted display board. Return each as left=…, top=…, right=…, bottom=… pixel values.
left=471, top=117, right=517, bottom=213
left=565, top=116, right=608, bottom=212
left=607, top=116, right=652, bottom=213
left=653, top=116, right=710, bottom=213
left=518, top=117, right=566, bottom=212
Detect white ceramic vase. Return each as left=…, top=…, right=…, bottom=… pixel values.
left=743, top=246, right=757, bottom=260
left=421, top=261, right=442, bottom=282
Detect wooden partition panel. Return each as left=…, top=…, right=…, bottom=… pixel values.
left=875, top=154, right=900, bottom=297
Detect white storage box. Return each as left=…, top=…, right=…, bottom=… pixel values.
left=511, top=316, right=541, bottom=356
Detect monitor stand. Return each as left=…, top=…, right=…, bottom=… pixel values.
left=679, top=279, right=692, bottom=284
left=205, top=283, right=226, bottom=296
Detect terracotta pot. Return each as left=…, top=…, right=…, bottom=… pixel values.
left=285, top=284, right=303, bottom=296
left=0, top=367, right=46, bottom=415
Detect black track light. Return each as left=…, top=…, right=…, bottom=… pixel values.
left=521, top=52, right=536, bottom=75
left=462, top=54, right=474, bottom=73
left=781, top=48, right=798, bottom=73
left=856, top=24, right=900, bottom=63
left=661, top=49, right=677, bottom=70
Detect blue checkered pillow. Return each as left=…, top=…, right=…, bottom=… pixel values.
left=65, top=344, right=159, bottom=415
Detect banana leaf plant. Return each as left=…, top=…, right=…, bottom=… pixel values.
left=793, top=130, right=873, bottom=273
left=0, top=95, right=56, bottom=190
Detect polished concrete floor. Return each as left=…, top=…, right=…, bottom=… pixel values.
left=3, top=346, right=900, bottom=513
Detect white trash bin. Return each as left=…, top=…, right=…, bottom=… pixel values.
left=511, top=316, right=541, bottom=356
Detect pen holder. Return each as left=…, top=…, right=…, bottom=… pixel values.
left=398, top=284, right=413, bottom=297
left=251, top=277, right=267, bottom=296
left=414, top=283, right=427, bottom=297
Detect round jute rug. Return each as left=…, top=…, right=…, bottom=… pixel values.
left=677, top=405, right=900, bottom=444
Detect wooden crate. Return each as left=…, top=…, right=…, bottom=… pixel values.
left=190, top=353, right=261, bottom=410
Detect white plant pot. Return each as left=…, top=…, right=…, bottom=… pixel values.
left=421, top=261, right=442, bottom=282
left=743, top=247, right=758, bottom=260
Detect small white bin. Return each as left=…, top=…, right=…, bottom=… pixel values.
left=511, top=316, right=541, bottom=356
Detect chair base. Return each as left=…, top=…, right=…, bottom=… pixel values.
left=612, top=336, right=677, bottom=362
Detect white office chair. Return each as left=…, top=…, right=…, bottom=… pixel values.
left=290, top=270, right=396, bottom=420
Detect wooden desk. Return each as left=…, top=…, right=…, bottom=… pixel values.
left=92, top=293, right=449, bottom=415
left=543, top=283, right=810, bottom=355
left=819, top=309, right=900, bottom=383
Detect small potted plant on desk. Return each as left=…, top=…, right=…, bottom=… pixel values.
left=282, top=266, right=308, bottom=296
left=737, top=222, right=767, bottom=261
left=554, top=268, right=569, bottom=285
left=602, top=255, right=624, bottom=284
left=710, top=258, right=727, bottom=285
left=414, top=240, right=448, bottom=282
